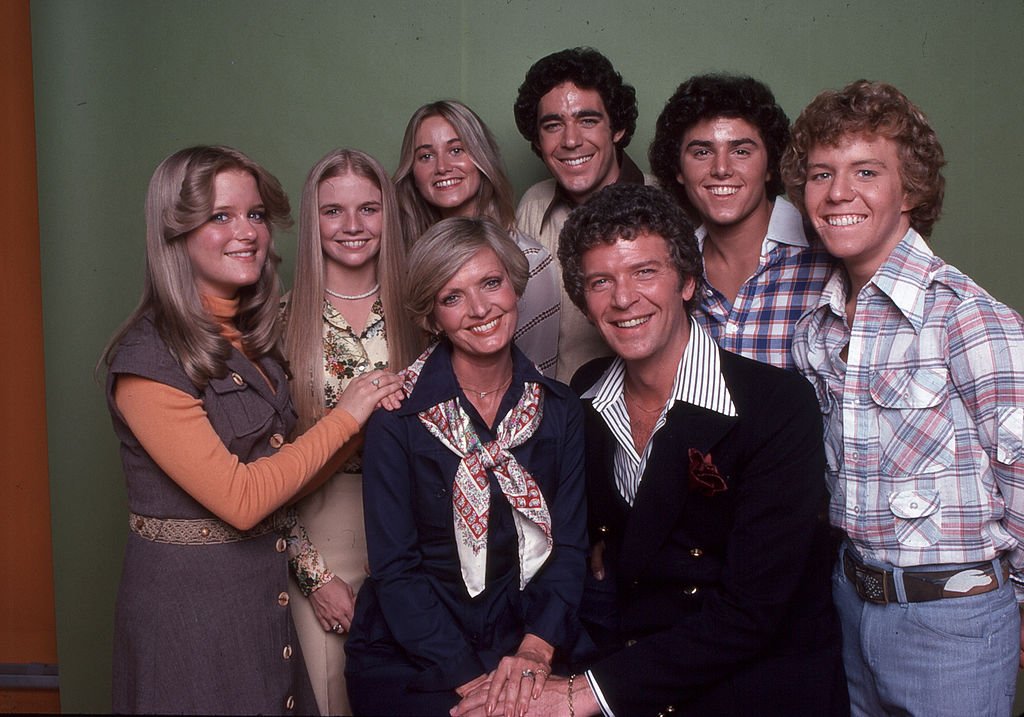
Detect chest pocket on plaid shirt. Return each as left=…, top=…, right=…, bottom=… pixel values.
left=888, top=488, right=942, bottom=547
left=870, top=367, right=955, bottom=477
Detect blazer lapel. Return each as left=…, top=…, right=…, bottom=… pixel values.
left=619, top=402, right=738, bottom=583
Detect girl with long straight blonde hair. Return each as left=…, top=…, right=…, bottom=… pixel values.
left=394, top=100, right=561, bottom=376
left=282, top=148, right=423, bottom=716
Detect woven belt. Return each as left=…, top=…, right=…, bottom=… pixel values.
left=128, top=512, right=285, bottom=545
left=843, top=549, right=1007, bottom=604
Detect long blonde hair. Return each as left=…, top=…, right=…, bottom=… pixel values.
left=284, top=148, right=424, bottom=432
left=98, top=145, right=291, bottom=389
left=393, top=100, right=516, bottom=244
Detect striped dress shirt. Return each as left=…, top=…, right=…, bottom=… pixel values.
left=581, top=319, right=737, bottom=504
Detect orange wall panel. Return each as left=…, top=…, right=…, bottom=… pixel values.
left=0, top=1, right=60, bottom=711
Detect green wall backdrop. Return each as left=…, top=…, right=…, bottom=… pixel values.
left=31, top=0, right=1023, bottom=711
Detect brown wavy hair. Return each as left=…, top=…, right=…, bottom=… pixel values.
left=781, top=80, right=945, bottom=236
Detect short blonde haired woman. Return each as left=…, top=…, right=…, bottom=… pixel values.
left=346, top=217, right=590, bottom=715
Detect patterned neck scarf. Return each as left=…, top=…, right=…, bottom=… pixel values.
left=402, top=345, right=552, bottom=597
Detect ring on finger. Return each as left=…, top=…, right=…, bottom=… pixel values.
left=331, top=623, right=345, bottom=634
left=521, top=669, right=535, bottom=679
left=371, top=377, right=380, bottom=387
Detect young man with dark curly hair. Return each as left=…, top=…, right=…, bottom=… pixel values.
left=513, top=47, right=655, bottom=381
left=649, top=74, right=832, bottom=370
left=783, top=80, right=1024, bottom=717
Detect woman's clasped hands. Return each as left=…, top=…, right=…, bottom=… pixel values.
left=452, top=635, right=554, bottom=717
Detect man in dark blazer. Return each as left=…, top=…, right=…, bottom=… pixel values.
left=453, top=184, right=846, bottom=717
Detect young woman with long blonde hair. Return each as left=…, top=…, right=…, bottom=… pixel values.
left=282, top=148, right=423, bottom=715
left=394, top=100, right=560, bottom=376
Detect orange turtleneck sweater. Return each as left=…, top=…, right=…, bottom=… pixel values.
left=114, top=295, right=359, bottom=530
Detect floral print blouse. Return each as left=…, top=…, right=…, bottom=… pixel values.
left=288, top=296, right=389, bottom=595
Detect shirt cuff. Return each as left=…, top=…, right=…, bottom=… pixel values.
left=585, top=670, right=615, bottom=717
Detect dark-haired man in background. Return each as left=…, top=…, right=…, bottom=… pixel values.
left=514, top=47, right=655, bottom=381
left=649, top=74, right=832, bottom=371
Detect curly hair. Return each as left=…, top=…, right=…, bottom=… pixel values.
left=514, top=47, right=638, bottom=156
left=781, top=80, right=945, bottom=237
left=557, top=184, right=702, bottom=315
left=649, top=74, right=790, bottom=221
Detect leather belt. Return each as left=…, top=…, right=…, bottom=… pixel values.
left=843, top=549, right=1007, bottom=604
left=128, top=512, right=286, bottom=545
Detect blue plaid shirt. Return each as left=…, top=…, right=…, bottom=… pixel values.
left=692, top=197, right=833, bottom=371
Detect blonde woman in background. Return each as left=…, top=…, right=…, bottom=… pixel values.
left=394, top=100, right=560, bottom=377
left=283, top=148, right=423, bottom=715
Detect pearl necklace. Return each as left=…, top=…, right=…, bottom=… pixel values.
left=324, top=283, right=379, bottom=301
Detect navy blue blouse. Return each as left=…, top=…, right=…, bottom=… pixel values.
left=346, top=341, right=587, bottom=696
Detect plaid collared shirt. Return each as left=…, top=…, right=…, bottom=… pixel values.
left=793, top=229, right=1024, bottom=597
left=693, top=197, right=833, bottom=371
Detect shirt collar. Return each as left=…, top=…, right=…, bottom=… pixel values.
left=815, top=228, right=933, bottom=333
left=695, top=196, right=809, bottom=254
left=870, top=228, right=934, bottom=332
left=322, top=296, right=383, bottom=330
left=582, top=318, right=737, bottom=417
left=398, top=340, right=568, bottom=416
left=541, top=152, right=645, bottom=229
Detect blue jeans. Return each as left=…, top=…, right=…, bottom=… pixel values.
left=832, top=549, right=1018, bottom=717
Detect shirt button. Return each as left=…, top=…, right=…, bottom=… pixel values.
left=689, top=548, right=703, bottom=558
left=231, top=372, right=244, bottom=386
left=278, top=591, right=289, bottom=607
left=283, top=644, right=293, bottom=660
left=269, top=433, right=285, bottom=449
left=683, top=585, right=699, bottom=596
left=725, top=323, right=738, bottom=334
left=285, top=695, right=295, bottom=711
left=598, top=525, right=610, bottom=535
left=276, top=537, right=288, bottom=553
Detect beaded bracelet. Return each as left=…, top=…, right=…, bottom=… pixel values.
left=567, top=673, right=576, bottom=717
